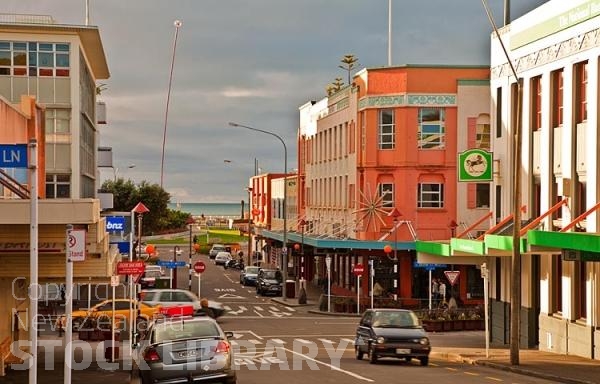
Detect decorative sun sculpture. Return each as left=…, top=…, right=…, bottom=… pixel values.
left=353, top=183, right=389, bottom=233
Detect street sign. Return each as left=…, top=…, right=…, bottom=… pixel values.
left=110, top=275, right=120, bottom=287
left=0, top=144, right=28, bottom=168
left=156, top=260, right=186, bottom=269
left=194, top=261, right=206, bottom=274
left=68, top=229, right=86, bottom=262
left=444, top=270, right=460, bottom=286
left=281, top=247, right=288, bottom=255
left=413, top=262, right=446, bottom=271
left=353, top=263, right=364, bottom=276
left=117, top=261, right=146, bottom=275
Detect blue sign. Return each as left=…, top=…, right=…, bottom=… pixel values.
left=0, top=144, right=28, bottom=168
left=413, top=262, right=447, bottom=271
left=156, top=260, right=187, bottom=269
left=106, top=216, right=126, bottom=232
left=115, top=241, right=130, bottom=254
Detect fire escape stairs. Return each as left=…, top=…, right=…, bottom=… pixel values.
left=0, top=169, right=30, bottom=199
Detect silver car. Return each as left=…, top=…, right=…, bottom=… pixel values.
left=131, top=316, right=236, bottom=384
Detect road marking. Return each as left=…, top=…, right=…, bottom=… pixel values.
left=224, top=305, right=232, bottom=311
left=254, top=306, right=264, bottom=311
left=446, top=367, right=459, bottom=372
left=484, top=377, right=502, bottom=382
left=464, top=372, right=479, bottom=376
left=295, top=339, right=311, bottom=344
left=318, top=338, right=334, bottom=344
left=341, top=338, right=355, bottom=345
left=269, top=306, right=281, bottom=311
left=284, top=347, right=374, bottom=382
left=271, top=339, right=285, bottom=345
left=218, top=293, right=245, bottom=299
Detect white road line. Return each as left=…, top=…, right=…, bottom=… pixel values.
left=295, top=339, right=311, bottom=344
left=318, top=338, right=334, bottom=344
left=270, top=339, right=286, bottom=345
left=224, top=305, right=232, bottom=311
left=249, top=339, right=262, bottom=345
left=254, top=306, right=264, bottom=311
left=341, top=338, right=355, bottom=345
left=285, top=306, right=295, bottom=312
left=284, top=347, right=374, bottom=382
left=253, top=310, right=264, bottom=317
left=269, top=306, right=280, bottom=312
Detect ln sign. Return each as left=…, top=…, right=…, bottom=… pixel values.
left=0, top=144, right=28, bottom=168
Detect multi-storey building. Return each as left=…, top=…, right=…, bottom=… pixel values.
left=418, top=0, right=600, bottom=358
left=0, top=14, right=113, bottom=343
left=262, top=65, right=490, bottom=304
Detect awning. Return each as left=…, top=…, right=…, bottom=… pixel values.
left=261, top=229, right=416, bottom=251
left=528, top=230, right=600, bottom=260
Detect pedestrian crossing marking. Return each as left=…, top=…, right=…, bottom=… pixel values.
left=254, top=306, right=264, bottom=311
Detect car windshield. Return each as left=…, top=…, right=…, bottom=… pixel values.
left=262, top=270, right=282, bottom=280
left=154, top=321, right=220, bottom=343
left=144, top=270, right=162, bottom=278
left=372, top=311, right=419, bottom=328
left=245, top=267, right=260, bottom=274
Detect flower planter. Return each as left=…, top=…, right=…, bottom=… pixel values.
left=422, top=320, right=444, bottom=332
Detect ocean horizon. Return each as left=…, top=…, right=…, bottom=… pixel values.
left=168, top=202, right=245, bottom=217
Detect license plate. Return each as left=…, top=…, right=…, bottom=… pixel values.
left=396, top=348, right=410, bottom=354
left=178, top=349, right=199, bottom=358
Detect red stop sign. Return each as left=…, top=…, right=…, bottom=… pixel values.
left=353, top=263, right=365, bottom=276
left=194, top=261, right=206, bottom=274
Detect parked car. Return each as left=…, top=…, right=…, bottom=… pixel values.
left=209, top=244, right=227, bottom=259
left=144, top=265, right=165, bottom=276
left=130, top=316, right=236, bottom=384
left=240, top=266, right=260, bottom=286
left=140, top=288, right=226, bottom=319
left=139, top=269, right=164, bottom=289
left=215, top=251, right=233, bottom=266
left=354, top=308, right=431, bottom=366
left=256, top=269, right=283, bottom=296
left=56, top=299, right=160, bottom=330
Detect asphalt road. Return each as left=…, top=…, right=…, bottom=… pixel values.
left=167, top=249, right=562, bottom=384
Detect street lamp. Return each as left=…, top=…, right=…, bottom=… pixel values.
left=297, top=219, right=307, bottom=304
left=246, top=187, right=253, bottom=267
left=388, top=208, right=401, bottom=301
left=160, top=19, right=183, bottom=189
left=131, top=202, right=149, bottom=345
left=113, top=164, right=135, bottom=182
left=228, top=122, right=289, bottom=300
left=187, top=216, right=195, bottom=291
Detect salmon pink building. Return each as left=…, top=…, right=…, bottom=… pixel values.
left=284, top=65, right=491, bottom=306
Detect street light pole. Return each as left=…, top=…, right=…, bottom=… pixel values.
left=187, top=217, right=195, bottom=291
left=228, top=122, right=288, bottom=300
left=247, top=187, right=253, bottom=267
left=388, top=208, right=401, bottom=301
left=160, top=19, right=182, bottom=189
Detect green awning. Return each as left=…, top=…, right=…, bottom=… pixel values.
left=451, top=238, right=486, bottom=255
left=485, top=234, right=527, bottom=253
left=415, top=240, right=451, bottom=257
left=528, top=230, right=600, bottom=253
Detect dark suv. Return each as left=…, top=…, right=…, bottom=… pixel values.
left=256, top=269, right=283, bottom=296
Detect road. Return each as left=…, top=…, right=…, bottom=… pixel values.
left=161, top=247, right=563, bottom=384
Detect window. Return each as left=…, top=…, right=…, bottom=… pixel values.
left=575, top=61, right=588, bottom=124
left=495, top=87, right=502, bottom=138
left=576, top=262, right=587, bottom=319
left=378, top=109, right=395, bottom=149
left=531, top=76, right=542, bottom=131
left=418, top=183, right=444, bottom=208
left=418, top=108, right=445, bottom=149
left=552, top=258, right=562, bottom=314
left=0, top=40, right=70, bottom=77
left=45, top=109, right=71, bottom=134
left=378, top=183, right=394, bottom=208
left=476, top=121, right=490, bottom=149
left=551, top=69, right=564, bottom=127
left=45, top=174, right=70, bottom=198
left=476, top=183, right=490, bottom=208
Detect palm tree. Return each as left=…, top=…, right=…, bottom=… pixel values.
left=338, top=54, right=359, bottom=85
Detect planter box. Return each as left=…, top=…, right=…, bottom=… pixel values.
left=464, top=319, right=484, bottom=330
left=422, top=320, right=444, bottom=332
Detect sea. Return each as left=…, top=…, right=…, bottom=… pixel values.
left=168, top=202, right=244, bottom=218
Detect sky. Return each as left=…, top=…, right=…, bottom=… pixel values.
left=6, top=0, right=547, bottom=203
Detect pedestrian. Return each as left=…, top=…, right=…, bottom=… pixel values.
left=431, top=278, right=439, bottom=301
left=60, top=284, right=66, bottom=302
left=193, top=234, right=198, bottom=244
left=439, top=280, right=447, bottom=303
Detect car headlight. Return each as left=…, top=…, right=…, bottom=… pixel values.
left=419, top=337, right=429, bottom=345
left=376, top=336, right=385, bottom=344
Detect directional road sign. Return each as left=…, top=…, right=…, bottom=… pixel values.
left=156, top=260, right=187, bottom=269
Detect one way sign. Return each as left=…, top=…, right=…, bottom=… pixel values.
left=444, top=270, right=460, bottom=286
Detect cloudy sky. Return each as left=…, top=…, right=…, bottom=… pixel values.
left=7, top=0, right=546, bottom=203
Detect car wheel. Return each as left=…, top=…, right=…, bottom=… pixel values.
left=368, top=345, right=378, bottom=364
left=355, top=346, right=364, bottom=360
left=404, top=357, right=411, bottom=363
left=420, top=357, right=429, bottom=366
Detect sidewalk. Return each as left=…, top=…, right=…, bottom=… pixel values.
left=274, top=284, right=600, bottom=384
